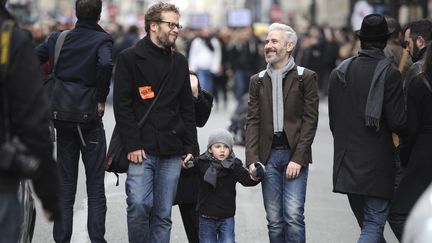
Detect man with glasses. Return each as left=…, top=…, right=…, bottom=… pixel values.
left=113, top=2, right=197, bottom=243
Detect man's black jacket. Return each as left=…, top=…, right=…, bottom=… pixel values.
left=36, top=21, right=113, bottom=103
left=114, top=35, right=197, bottom=156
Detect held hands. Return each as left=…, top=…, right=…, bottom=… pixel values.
left=127, top=149, right=147, bottom=163
left=248, top=162, right=266, bottom=181
left=181, top=153, right=194, bottom=169
left=286, top=161, right=301, bottom=179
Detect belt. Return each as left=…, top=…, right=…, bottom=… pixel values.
left=271, top=144, right=289, bottom=150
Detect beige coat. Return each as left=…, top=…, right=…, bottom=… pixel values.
left=245, top=66, right=319, bottom=166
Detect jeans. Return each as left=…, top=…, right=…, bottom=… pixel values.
left=196, top=69, right=214, bottom=94
left=53, top=122, right=107, bottom=243
left=348, top=194, right=390, bottom=243
left=0, top=191, right=22, bottom=243
left=262, top=149, right=308, bottom=243
left=234, top=69, right=253, bottom=101
left=199, top=216, right=235, bottom=243
left=126, top=154, right=182, bottom=243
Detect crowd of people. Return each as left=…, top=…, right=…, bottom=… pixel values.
left=0, top=0, right=431, bottom=243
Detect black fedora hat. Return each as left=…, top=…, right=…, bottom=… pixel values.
left=355, top=14, right=394, bottom=40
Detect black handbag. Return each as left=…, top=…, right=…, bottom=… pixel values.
left=45, top=30, right=98, bottom=124
left=105, top=54, right=172, bottom=183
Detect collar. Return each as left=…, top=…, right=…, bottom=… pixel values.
left=135, top=35, right=172, bottom=58
left=358, top=47, right=386, bottom=60
left=74, top=20, right=106, bottom=33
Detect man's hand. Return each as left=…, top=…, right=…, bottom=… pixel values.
left=286, top=161, right=302, bottom=179
left=181, top=153, right=193, bottom=168
left=189, top=74, right=199, bottom=98
left=127, top=149, right=147, bottom=163
left=97, top=102, right=105, bottom=118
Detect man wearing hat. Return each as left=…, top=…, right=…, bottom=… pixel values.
left=328, top=13, right=406, bottom=242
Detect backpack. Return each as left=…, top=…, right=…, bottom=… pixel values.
left=44, top=31, right=98, bottom=125
left=256, top=66, right=305, bottom=98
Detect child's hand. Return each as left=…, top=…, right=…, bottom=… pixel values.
left=249, top=162, right=265, bottom=181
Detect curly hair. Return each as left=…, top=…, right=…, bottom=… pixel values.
left=144, top=2, right=179, bottom=33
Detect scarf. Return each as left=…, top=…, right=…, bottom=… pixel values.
left=203, top=152, right=235, bottom=188
left=266, top=56, right=296, bottom=132
left=360, top=48, right=393, bottom=131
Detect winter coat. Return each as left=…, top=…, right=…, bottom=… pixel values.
left=328, top=50, right=406, bottom=199
left=114, top=35, right=197, bottom=156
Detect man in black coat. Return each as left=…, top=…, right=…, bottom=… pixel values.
left=0, top=1, right=59, bottom=242
left=36, top=0, right=113, bottom=242
left=388, top=19, right=432, bottom=241
left=113, top=2, right=197, bottom=243
left=328, top=14, right=406, bottom=243
left=403, top=19, right=432, bottom=89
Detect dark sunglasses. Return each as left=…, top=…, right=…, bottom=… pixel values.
left=158, top=20, right=183, bottom=30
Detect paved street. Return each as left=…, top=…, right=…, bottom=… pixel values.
left=32, top=96, right=399, bottom=243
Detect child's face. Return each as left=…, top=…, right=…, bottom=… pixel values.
left=208, top=142, right=230, bottom=161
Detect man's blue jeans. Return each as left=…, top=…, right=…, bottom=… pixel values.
left=199, top=216, right=235, bottom=243
left=262, top=149, right=308, bottom=243
left=348, top=194, right=390, bottom=243
left=53, top=122, right=107, bottom=243
left=0, top=191, right=22, bottom=243
left=126, top=154, right=182, bottom=243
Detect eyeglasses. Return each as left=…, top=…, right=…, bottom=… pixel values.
left=158, top=20, right=183, bottom=30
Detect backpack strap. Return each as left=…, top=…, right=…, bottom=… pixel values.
left=256, top=69, right=266, bottom=98
left=256, top=67, right=306, bottom=97
left=296, top=66, right=305, bottom=94
left=52, top=30, right=69, bottom=73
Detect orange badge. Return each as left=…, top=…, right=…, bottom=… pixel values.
left=139, top=86, right=155, bottom=100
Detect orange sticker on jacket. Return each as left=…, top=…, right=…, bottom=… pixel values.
left=139, top=86, right=155, bottom=100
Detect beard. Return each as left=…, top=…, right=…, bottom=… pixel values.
left=265, top=49, right=286, bottom=65
left=411, top=44, right=421, bottom=62
left=157, top=31, right=177, bottom=49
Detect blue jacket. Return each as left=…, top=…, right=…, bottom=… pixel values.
left=36, top=21, right=113, bottom=103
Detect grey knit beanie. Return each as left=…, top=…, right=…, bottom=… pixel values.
left=207, top=128, right=234, bottom=151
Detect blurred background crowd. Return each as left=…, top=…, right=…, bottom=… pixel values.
left=6, top=0, right=432, bottom=107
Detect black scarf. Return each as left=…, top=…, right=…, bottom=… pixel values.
left=203, top=152, right=235, bottom=188
left=359, top=48, right=393, bottom=131
left=202, top=37, right=214, bottom=52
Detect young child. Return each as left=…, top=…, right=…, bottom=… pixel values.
left=183, top=128, right=264, bottom=243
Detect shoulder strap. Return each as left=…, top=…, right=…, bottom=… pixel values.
left=0, top=20, right=14, bottom=141
left=256, top=70, right=266, bottom=97
left=52, top=30, right=70, bottom=73
left=296, top=66, right=305, bottom=94
left=137, top=55, right=174, bottom=127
